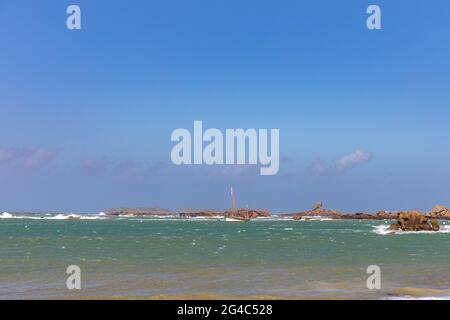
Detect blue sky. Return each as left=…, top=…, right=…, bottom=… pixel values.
left=1, top=0, right=449, bottom=212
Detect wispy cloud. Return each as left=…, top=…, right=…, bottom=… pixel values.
left=0, top=147, right=59, bottom=168
left=334, top=150, right=373, bottom=172
left=307, top=159, right=329, bottom=174
left=308, top=150, right=373, bottom=174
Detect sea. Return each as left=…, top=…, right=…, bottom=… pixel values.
left=0, top=212, right=449, bottom=300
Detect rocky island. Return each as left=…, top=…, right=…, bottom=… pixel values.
left=103, top=203, right=450, bottom=228
left=388, top=211, right=440, bottom=232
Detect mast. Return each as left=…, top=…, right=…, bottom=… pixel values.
left=230, top=187, right=236, bottom=213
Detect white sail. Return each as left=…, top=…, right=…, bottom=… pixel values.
left=224, top=187, right=250, bottom=222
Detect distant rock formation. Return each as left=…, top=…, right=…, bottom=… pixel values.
left=292, top=207, right=341, bottom=220
left=312, top=202, right=323, bottom=211
left=104, top=204, right=450, bottom=221
left=431, top=217, right=440, bottom=231
left=427, top=205, right=450, bottom=219
left=105, top=207, right=174, bottom=216
left=291, top=204, right=450, bottom=222
left=388, top=211, right=440, bottom=231
left=177, top=208, right=270, bottom=218
left=105, top=207, right=270, bottom=218
left=340, top=212, right=379, bottom=220
left=178, top=210, right=223, bottom=217
left=374, top=210, right=399, bottom=219
left=292, top=202, right=388, bottom=220
left=225, top=209, right=270, bottom=219
left=339, top=210, right=399, bottom=220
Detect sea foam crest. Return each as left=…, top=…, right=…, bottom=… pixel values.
left=0, top=212, right=106, bottom=220
left=373, top=224, right=450, bottom=235
left=0, top=212, right=13, bottom=218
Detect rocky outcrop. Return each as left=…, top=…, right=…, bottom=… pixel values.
left=431, top=218, right=440, bottom=231
left=178, top=210, right=222, bottom=217
left=427, top=205, right=450, bottom=220
left=291, top=202, right=338, bottom=219
left=292, top=208, right=341, bottom=220
left=104, top=204, right=450, bottom=221
left=375, top=210, right=399, bottom=219
left=388, top=211, right=440, bottom=231
left=340, top=210, right=401, bottom=220
left=291, top=201, right=402, bottom=220
left=339, top=212, right=379, bottom=220
left=178, top=209, right=270, bottom=218
left=106, top=207, right=174, bottom=216
left=105, top=207, right=271, bottom=218
left=312, top=202, right=323, bottom=211
left=225, top=209, right=270, bottom=218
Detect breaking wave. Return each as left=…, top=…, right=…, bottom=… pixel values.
left=0, top=212, right=106, bottom=220
left=0, top=212, right=13, bottom=219
left=373, top=224, right=450, bottom=235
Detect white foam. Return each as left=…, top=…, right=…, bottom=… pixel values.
left=373, top=224, right=450, bottom=235
left=79, top=215, right=105, bottom=220
left=0, top=212, right=13, bottom=218
left=299, top=216, right=334, bottom=221
left=151, top=215, right=178, bottom=218
left=0, top=213, right=106, bottom=220
left=46, top=214, right=78, bottom=220
left=45, top=214, right=103, bottom=220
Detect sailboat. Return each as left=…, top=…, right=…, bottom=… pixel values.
left=224, top=187, right=250, bottom=222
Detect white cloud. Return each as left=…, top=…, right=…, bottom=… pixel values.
left=334, top=150, right=373, bottom=171
left=308, top=150, right=373, bottom=174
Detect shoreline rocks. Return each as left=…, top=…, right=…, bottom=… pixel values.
left=179, top=210, right=223, bottom=218
left=105, top=207, right=175, bottom=216
left=427, top=205, right=450, bottom=219
left=292, top=209, right=341, bottom=220
left=388, top=211, right=440, bottom=232
left=224, top=209, right=270, bottom=219
left=103, top=204, right=450, bottom=221
left=179, top=209, right=270, bottom=218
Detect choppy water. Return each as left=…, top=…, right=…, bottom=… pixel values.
left=1, top=213, right=449, bottom=299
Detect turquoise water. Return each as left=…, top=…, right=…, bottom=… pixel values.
left=1, top=216, right=449, bottom=299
